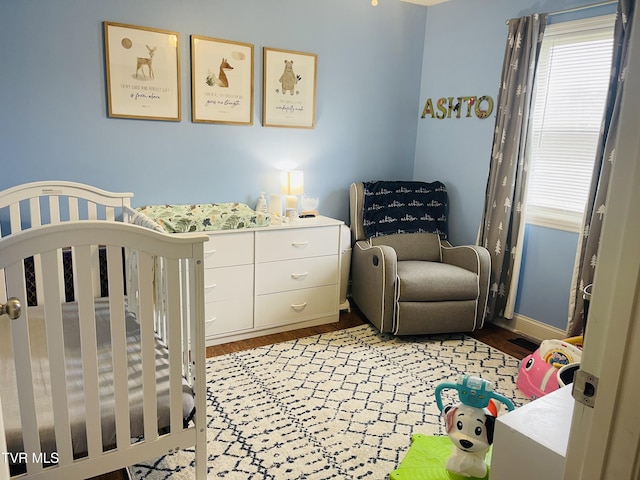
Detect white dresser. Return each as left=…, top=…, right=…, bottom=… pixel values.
left=201, top=216, right=344, bottom=345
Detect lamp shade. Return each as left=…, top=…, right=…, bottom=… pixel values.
left=281, top=171, right=304, bottom=195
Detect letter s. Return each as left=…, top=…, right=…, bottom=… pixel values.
left=436, top=98, right=447, bottom=120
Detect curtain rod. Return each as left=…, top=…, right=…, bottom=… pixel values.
left=506, top=0, right=617, bottom=24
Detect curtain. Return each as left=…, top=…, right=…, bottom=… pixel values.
left=478, top=14, right=546, bottom=322
left=567, top=0, right=635, bottom=336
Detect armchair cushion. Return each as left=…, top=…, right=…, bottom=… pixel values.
left=397, top=261, right=479, bottom=302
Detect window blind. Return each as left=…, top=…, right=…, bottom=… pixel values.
left=526, top=14, right=615, bottom=231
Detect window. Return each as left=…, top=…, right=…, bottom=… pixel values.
left=525, top=15, right=615, bottom=232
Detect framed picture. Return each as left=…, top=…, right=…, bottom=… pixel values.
left=191, top=36, right=254, bottom=125
left=263, top=47, right=317, bottom=128
left=104, top=22, right=181, bottom=121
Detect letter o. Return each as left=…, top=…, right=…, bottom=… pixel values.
left=474, top=96, right=494, bottom=119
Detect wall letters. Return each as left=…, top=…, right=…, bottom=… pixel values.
left=421, top=96, right=494, bottom=120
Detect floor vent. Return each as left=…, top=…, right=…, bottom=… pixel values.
left=508, top=337, right=539, bottom=352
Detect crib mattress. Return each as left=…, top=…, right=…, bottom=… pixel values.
left=136, top=202, right=271, bottom=233
left=0, top=298, right=194, bottom=459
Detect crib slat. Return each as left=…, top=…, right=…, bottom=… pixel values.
left=165, top=258, right=183, bottom=433
left=0, top=272, right=5, bottom=304
left=6, top=261, right=44, bottom=475
left=0, top=391, right=9, bottom=479
left=41, top=249, right=74, bottom=466
left=181, top=259, right=190, bottom=379
left=49, top=196, right=61, bottom=224
left=29, top=197, right=42, bottom=228
left=156, top=257, right=167, bottom=341
left=106, top=245, right=131, bottom=450
left=68, top=197, right=79, bottom=221
left=86, top=201, right=103, bottom=295
left=87, top=201, right=98, bottom=220
left=9, top=202, right=21, bottom=234
left=190, top=249, right=207, bottom=479
left=137, top=251, right=159, bottom=443
left=105, top=206, right=116, bottom=222
left=73, top=245, right=103, bottom=457
left=29, top=198, right=46, bottom=305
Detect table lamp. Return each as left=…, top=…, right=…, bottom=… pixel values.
left=281, top=171, right=304, bottom=213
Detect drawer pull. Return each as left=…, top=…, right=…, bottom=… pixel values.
left=205, top=283, right=218, bottom=290
left=290, top=302, right=308, bottom=311
left=291, top=241, right=310, bottom=248
left=291, top=272, right=309, bottom=280
left=205, top=316, right=218, bottom=324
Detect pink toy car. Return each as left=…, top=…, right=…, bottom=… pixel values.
left=517, top=339, right=582, bottom=400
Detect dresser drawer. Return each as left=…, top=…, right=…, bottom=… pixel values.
left=204, top=264, right=253, bottom=303
left=256, top=226, right=339, bottom=262
left=255, top=255, right=339, bottom=295
left=205, top=299, right=253, bottom=336
left=204, top=232, right=254, bottom=267
left=255, top=285, right=338, bottom=327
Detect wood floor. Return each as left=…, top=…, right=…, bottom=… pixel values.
left=207, top=307, right=535, bottom=360
left=91, top=307, right=534, bottom=480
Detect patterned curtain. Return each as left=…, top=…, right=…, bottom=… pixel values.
left=567, top=0, right=635, bottom=336
left=478, top=14, right=546, bottom=322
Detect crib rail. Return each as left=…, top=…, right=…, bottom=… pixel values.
left=0, top=221, right=207, bottom=479
left=0, top=181, right=133, bottom=236
left=0, top=181, right=134, bottom=307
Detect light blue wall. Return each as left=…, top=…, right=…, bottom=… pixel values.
left=0, top=0, right=426, bottom=223
left=415, top=0, right=610, bottom=329
left=514, top=225, right=580, bottom=330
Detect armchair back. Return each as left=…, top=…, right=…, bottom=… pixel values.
left=370, top=232, right=442, bottom=262
left=349, top=181, right=449, bottom=244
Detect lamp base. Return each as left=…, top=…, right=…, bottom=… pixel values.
left=284, top=195, right=299, bottom=211
left=300, top=210, right=318, bottom=217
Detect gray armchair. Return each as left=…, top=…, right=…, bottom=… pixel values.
left=349, top=181, right=490, bottom=335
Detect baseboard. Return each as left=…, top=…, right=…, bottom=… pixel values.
left=492, top=313, right=566, bottom=343
left=205, top=314, right=339, bottom=346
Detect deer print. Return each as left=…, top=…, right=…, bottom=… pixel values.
left=206, top=58, right=233, bottom=87
left=136, top=45, right=157, bottom=79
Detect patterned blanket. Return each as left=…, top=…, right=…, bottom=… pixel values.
left=362, top=181, right=448, bottom=239
left=135, top=203, right=271, bottom=233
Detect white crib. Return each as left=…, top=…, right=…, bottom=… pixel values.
left=0, top=182, right=207, bottom=479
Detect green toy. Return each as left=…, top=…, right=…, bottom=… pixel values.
left=389, top=434, right=490, bottom=480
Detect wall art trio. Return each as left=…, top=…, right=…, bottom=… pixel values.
left=104, top=21, right=316, bottom=128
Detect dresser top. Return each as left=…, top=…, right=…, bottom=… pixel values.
left=200, top=215, right=343, bottom=235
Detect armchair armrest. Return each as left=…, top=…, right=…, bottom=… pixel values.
left=441, top=245, right=487, bottom=274
left=442, top=244, right=491, bottom=328
left=351, top=240, right=398, bottom=333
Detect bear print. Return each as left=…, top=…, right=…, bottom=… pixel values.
left=279, top=60, right=297, bottom=95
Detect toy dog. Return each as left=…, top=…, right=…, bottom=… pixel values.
left=442, top=403, right=495, bottom=478
left=435, top=375, right=515, bottom=478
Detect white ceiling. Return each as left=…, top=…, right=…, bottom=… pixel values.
left=399, top=0, right=449, bottom=5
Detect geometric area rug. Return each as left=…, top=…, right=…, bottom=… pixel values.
left=130, top=324, right=530, bottom=479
